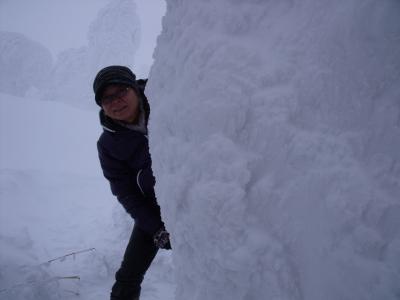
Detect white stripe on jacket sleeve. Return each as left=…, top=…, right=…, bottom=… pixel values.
left=136, top=169, right=145, bottom=195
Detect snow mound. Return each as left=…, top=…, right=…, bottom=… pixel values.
left=147, top=1, right=400, bottom=299
left=0, top=31, right=52, bottom=97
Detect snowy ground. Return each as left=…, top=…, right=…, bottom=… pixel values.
left=0, top=93, right=175, bottom=300
left=1, top=1, right=400, bottom=299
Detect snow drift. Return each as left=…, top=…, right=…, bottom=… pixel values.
left=147, top=1, right=400, bottom=299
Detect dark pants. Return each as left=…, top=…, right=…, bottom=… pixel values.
left=110, top=225, right=158, bottom=300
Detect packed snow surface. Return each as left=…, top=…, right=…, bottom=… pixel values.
left=147, top=0, right=400, bottom=299
left=0, top=94, right=174, bottom=300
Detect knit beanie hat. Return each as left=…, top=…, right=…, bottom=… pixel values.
left=93, top=65, right=137, bottom=106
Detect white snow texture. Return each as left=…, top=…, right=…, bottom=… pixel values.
left=1, top=0, right=400, bottom=299
left=147, top=1, right=400, bottom=299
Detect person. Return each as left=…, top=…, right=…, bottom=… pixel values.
left=93, top=65, right=171, bottom=300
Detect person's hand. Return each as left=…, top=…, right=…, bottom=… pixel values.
left=154, top=227, right=171, bottom=249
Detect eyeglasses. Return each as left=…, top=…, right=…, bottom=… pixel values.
left=101, top=87, right=130, bottom=105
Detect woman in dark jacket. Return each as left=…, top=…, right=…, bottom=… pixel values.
left=93, top=65, right=171, bottom=300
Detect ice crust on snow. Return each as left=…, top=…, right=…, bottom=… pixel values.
left=147, top=1, right=400, bottom=299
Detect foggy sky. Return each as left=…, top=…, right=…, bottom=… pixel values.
left=0, top=0, right=166, bottom=74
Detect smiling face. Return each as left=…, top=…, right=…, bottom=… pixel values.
left=100, top=84, right=140, bottom=123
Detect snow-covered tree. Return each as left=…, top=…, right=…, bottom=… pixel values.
left=0, top=31, right=52, bottom=97
left=147, top=1, right=400, bottom=299
left=87, top=0, right=140, bottom=71
left=43, top=0, right=140, bottom=109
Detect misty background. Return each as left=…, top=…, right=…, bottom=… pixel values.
left=0, top=0, right=165, bottom=78
left=1, top=1, right=399, bottom=300
left=0, top=1, right=173, bottom=300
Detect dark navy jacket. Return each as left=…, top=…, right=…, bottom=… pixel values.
left=96, top=80, right=163, bottom=235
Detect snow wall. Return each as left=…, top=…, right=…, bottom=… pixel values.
left=147, top=1, right=400, bottom=299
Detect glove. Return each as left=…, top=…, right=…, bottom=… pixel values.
left=153, top=227, right=172, bottom=250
